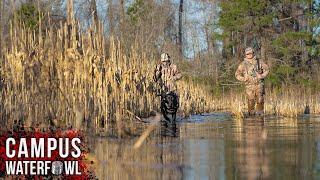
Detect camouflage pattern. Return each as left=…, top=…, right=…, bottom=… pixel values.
left=154, top=60, right=182, bottom=93
left=235, top=56, right=269, bottom=115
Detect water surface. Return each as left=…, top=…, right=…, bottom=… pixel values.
left=90, top=113, right=320, bottom=180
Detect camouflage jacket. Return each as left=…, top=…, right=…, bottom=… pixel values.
left=235, top=57, right=269, bottom=86
left=154, top=61, right=182, bottom=92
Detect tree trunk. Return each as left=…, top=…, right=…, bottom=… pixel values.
left=0, top=0, right=3, bottom=57
left=91, top=0, right=99, bottom=27
left=108, top=0, right=114, bottom=36
left=119, top=0, right=124, bottom=39
left=120, top=0, right=124, bottom=29
left=260, top=35, right=266, bottom=61
left=178, top=0, right=183, bottom=55
left=205, top=22, right=212, bottom=53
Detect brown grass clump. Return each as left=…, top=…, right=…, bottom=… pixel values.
left=227, top=87, right=320, bottom=117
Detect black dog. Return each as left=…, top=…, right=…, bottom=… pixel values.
left=160, top=91, right=179, bottom=123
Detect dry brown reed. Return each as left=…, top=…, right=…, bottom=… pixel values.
left=0, top=2, right=219, bottom=136
left=228, top=87, right=320, bottom=118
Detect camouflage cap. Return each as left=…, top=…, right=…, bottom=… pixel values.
left=245, top=47, right=254, bottom=55
left=161, top=53, right=170, bottom=62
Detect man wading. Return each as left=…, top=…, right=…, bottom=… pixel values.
left=235, top=47, right=270, bottom=116
left=154, top=53, right=182, bottom=94
left=154, top=53, right=182, bottom=120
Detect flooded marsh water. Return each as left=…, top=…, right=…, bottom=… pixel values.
left=90, top=113, right=320, bottom=180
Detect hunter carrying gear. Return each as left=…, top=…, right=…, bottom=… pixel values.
left=235, top=47, right=270, bottom=115
left=154, top=53, right=182, bottom=93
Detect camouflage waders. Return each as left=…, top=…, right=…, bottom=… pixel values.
left=246, top=84, right=264, bottom=115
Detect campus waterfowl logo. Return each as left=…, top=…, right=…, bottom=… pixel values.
left=0, top=130, right=93, bottom=179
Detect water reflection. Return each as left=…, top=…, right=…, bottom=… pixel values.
left=160, top=120, right=178, bottom=137
left=232, top=117, right=270, bottom=180
left=91, top=136, right=184, bottom=179
left=183, top=139, right=225, bottom=180
left=90, top=113, right=320, bottom=180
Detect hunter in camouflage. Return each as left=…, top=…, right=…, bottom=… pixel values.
left=235, top=47, right=270, bottom=115
left=154, top=53, right=182, bottom=93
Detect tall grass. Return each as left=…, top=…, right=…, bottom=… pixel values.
left=0, top=3, right=219, bottom=136
left=228, top=87, right=320, bottom=118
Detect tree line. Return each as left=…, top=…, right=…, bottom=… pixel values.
left=0, top=0, right=319, bottom=94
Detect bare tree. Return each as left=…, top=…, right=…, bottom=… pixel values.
left=0, top=1, right=3, bottom=56
left=178, top=0, right=183, bottom=55
left=119, top=0, right=124, bottom=33
left=91, top=0, right=99, bottom=27
left=108, top=0, right=114, bottom=36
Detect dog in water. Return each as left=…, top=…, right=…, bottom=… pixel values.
left=160, top=91, right=179, bottom=124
